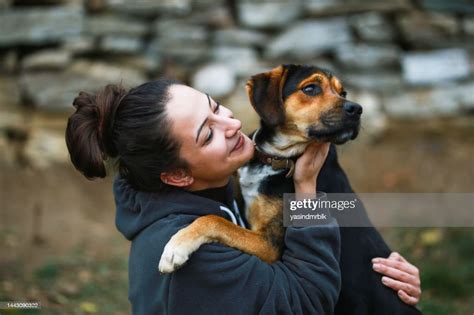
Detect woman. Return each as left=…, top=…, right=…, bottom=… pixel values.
left=65, top=80, right=421, bottom=314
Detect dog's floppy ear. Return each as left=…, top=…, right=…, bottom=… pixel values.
left=246, top=65, right=288, bottom=127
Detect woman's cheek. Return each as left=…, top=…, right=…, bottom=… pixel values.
left=203, top=141, right=223, bottom=160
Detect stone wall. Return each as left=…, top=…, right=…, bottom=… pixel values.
left=1, top=0, right=473, bottom=167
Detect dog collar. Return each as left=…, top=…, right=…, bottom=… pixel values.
left=252, top=129, right=296, bottom=178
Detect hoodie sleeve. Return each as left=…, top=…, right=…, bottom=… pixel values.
left=166, top=218, right=341, bottom=315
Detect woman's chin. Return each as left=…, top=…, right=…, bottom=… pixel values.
left=241, top=136, right=255, bottom=162
left=229, top=136, right=254, bottom=167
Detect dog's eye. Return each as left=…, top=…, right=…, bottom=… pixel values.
left=340, top=90, right=347, bottom=98
left=302, top=84, right=322, bottom=96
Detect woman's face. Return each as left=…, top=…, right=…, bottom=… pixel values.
left=164, top=84, right=255, bottom=190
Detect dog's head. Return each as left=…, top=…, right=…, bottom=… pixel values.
left=246, top=64, right=362, bottom=145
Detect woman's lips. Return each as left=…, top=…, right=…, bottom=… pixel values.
left=231, top=133, right=244, bottom=153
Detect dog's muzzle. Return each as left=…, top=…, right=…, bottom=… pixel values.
left=308, top=102, right=363, bottom=144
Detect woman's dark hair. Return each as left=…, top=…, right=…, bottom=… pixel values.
left=65, top=79, right=188, bottom=192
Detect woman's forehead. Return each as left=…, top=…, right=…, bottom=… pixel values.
left=169, top=84, right=203, bottom=105
left=166, top=85, right=208, bottom=141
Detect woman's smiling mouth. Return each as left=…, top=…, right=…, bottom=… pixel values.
left=231, top=133, right=244, bottom=153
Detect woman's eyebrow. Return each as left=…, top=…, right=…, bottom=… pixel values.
left=195, top=94, right=213, bottom=143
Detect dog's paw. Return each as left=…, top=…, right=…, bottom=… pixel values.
left=158, top=229, right=206, bottom=274
left=158, top=240, right=190, bottom=274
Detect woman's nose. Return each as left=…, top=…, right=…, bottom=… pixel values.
left=220, top=116, right=241, bottom=138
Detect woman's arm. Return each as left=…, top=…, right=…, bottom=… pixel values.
left=163, top=143, right=340, bottom=314
left=165, top=218, right=341, bottom=314
left=372, top=252, right=422, bottom=305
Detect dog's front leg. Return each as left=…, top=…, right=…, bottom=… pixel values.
left=159, top=214, right=280, bottom=273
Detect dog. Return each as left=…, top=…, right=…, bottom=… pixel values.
left=159, top=64, right=421, bottom=314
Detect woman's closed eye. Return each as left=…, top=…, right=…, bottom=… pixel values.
left=204, top=127, right=213, bottom=144
left=203, top=102, right=221, bottom=144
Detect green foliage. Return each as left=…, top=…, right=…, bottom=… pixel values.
left=382, top=227, right=474, bottom=315
left=34, top=262, right=60, bottom=282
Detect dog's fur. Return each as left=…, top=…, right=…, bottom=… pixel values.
left=159, top=65, right=421, bottom=314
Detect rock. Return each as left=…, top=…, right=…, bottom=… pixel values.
left=100, top=36, right=143, bottom=53
left=384, top=81, right=474, bottom=117
left=68, top=60, right=146, bottom=86
left=0, top=0, right=11, bottom=9
left=305, top=58, right=338, bottom=73
left=212, top=46, right=264, bottom=77
left=106, top=0, right=191, bottom=16
left=22, top=49, right=71, bottom=70
left=193, top=0, right=226, bottom=7
left=304, top=0, right=411, bottom=16
left=401, top=49, right=470, bottom=86
left=187, top=5, right=233, bottom=27
left=265, top=18, right=352, bottom=59
left=148, top=38, right=208, bottom=65
left=0, top=50, right=18, bottom=73
left=303, top=0, right=342, bottom=15
left=191, top=63, right=236, bottom=98
left=21, top=61, right=146, bottom=112
left=21, top=72, right=99, bottom=112
left=62, top=36, right=95, bottom=54
left=151, top=20, right=208, bottom=64
left=154, top=19, right=207, bottom=44
left=397, top=12, right=460, bottom=48
left=222, top=81, right=260, bottom=135
left=237, top=0, right=302, bottom=29
left=459, top=82, right=474, bottom=112
left=0, top=76, right=20, bottom=107
left=213, top=29, right=269, bottom=47
left=350, top=12, right=396, bottom=42
left=470, top=52, right=474, bottom=76
left=343, top=72, right=403, bottom=92
left=384, top=91, right=433, bottom=118
left=0, top=6, right=83, bottom=46
left=0, top=76, right=22, bottom=130
left=335, top=44, right=400, bottom=69
left=419, top=0, right=474, bottom=13
left=23, top=129, right=69, bottom=169
left=109, top=54, right=160, bottom=73
left=0, top=134, right=12, bottom=165
left=463, top=16, right=474, bottom=35
left=85, top=15, right=147, bottom=37
left=86, top=0, right=107, bottom=12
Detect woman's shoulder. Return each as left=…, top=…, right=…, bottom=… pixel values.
left=114, top=175, right=234, bottom=241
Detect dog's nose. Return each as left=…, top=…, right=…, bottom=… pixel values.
left=343, top=102, right=363, bottom=117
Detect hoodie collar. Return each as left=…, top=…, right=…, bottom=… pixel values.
left=114, top=176, right=243, bottom=240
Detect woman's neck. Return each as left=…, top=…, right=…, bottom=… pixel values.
left=185, top=177, right=230, bottom=192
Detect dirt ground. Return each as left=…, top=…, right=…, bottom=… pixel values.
left=0, top=117, right=473, bottom=314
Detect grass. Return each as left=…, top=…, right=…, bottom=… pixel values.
left=0, top=246, right=130, bottom=315
left=0, top=228, right=472, bottom=314
left=381, top=227, right=474, bottom=315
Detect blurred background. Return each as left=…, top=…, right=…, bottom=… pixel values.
left=0, top=0, right=473, bottom=314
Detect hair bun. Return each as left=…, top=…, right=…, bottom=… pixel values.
left=66, top=84, right=127, bottom=178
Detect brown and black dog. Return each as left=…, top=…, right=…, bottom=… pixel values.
left=159, top=64, right=421, bottom=315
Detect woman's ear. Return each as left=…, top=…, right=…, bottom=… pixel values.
left=160, top=169, right=194, bottom=187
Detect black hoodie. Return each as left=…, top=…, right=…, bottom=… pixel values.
left=114, top=175, right=341, bottom=315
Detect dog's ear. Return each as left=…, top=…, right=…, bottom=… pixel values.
left=246, top=65, right=288, bottom=127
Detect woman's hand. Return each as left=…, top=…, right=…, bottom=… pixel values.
left=293, top=142, right=330, bottom=195
left=372, top=252, right=421, bottom=305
